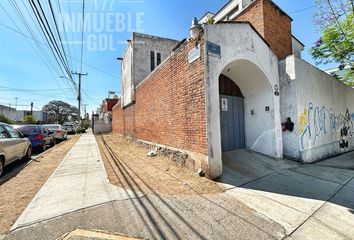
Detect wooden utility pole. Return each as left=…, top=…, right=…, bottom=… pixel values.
left=71, top=72, right=88, bottom=126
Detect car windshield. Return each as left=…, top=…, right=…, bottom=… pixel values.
left=45, top=125, right=59, bottom=130
left=16, top=126, right=37, bottom=134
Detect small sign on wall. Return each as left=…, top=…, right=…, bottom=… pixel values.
left=188, top=44, right=200, bottom=64
left=207, top=41, right=221, bottom=58
left=221, top=98, right=228, bottom=112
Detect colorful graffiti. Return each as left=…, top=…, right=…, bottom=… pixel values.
left=300, top=103, right=354, bottom=150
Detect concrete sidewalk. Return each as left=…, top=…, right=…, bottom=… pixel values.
left=12, top=133, right=141, bottom=230
left=218, top=150, right=354, bottom=240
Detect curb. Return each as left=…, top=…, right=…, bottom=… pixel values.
left=0, top=139, right=69, bottom=185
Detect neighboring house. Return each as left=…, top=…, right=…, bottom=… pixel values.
left=0, top=105, right=16, bottom=121
left=15, top=110, right=48, bottom=124
left=93, top=98, right=119, bottom=134
left=113, top=0, right=354, bottom=179
left=118, top=33, right=180, bottom=107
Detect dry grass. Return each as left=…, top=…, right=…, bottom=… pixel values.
left=96, top=134, right=225, bottom=196
left=0, top=136, right=79, bottom=234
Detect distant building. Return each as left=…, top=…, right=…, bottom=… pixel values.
left=15, top=110, right=48, bottom=124
left=119, top=32, right=180, bottom=107
left=0, top=105, right=16, bottom=121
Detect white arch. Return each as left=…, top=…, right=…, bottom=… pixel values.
left=204, top=23, right=283, bottom=179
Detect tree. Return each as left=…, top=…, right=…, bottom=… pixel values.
left=42, top=101, right=78, bottom=124
left=311, top=0, right=354, bottom=85
left=23, top=115, right=36, bottom=124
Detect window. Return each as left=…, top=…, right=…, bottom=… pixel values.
left=227, top=4, right=240, bottom=20
left=156, top=52, right=161, bottom=66
left=3, top=125, right=21, bottom=138
left=150, top=51, right=155, bottom=71
left=0, top=125, right=10, bottom=138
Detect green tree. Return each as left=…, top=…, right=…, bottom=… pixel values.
left=23, top=115, right=36, bottom=124
left=311, top=0, right=354, bottom=85
left=42, top=101, right=78, bottom=124
left=0, top=114, right=13, bottom=124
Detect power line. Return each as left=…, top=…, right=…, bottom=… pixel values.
left=6, top=0, right=74, bottom=98
left=29, top=0, right=73, bottom=81
left=80, top=0, right=86, bottom=73
left=0, top=20, right=118, bottom=79
left=289, top=5, right=315, bottom=14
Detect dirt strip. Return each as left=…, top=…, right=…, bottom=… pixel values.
left=96, top=134, right=225, bottom=196
left=0, top=136, right=79, bottom=235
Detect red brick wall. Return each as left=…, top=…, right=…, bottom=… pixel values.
left=235, top=0, right=292, bottom=59
left=112, top=38, right=207, bottom=155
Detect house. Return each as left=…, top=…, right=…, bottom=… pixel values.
left=113, top=0, right=354, bottom=179
left=0, top=105, right=16, bottom=121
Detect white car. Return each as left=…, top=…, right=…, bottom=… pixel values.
left=0, top=122, right=32, bottom=177
left=43, top=124, right=68, bottom=143
left=62, top=122, right=77, bottom=134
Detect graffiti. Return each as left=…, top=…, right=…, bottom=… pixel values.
left=300, top=103, right=354, bottom=150
left=299, top=108, right=308, bottom=133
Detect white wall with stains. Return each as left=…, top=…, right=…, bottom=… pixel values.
left=280, top=55, right=354, bottom=163
left=204, top=23, right=282, bottom=179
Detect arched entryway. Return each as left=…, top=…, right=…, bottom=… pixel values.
left=219, top=59, right=276, bottom=156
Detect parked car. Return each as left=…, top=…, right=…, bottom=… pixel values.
left=43, top=124, right=68, bottom=143
left=14, top=125, right=55, bottom=152
left=62, top=122, right=77, bottom=134
left=0, top=122, right=32, bottom=177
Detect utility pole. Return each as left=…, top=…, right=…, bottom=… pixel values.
left=83, top=104, right=88, bottom=119
left=14, top=97, right=18, bottom=110
left=30, top=102, right=33, bottom=116
left=71, top=72, right=88, bottom=126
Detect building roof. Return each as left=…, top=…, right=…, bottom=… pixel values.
left=292, top=35, right=305, bottom=47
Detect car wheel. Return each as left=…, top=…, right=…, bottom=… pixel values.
left=23, top=146, right=32, bottom=161
left=42, top=143, right=47, bottom=152
left=51, top=139, right=56, bottom=147
left=0, top=159, right=4, bottom=177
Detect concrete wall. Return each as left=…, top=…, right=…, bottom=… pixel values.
left=15, top=111, right=48, bottom=123
left=121, top=33, right=179, bottom=107
left=280, top=55, right=354, bottom=162
left=93, top=123, right=112, bottom=134
left=121, top=43, right=134, bottom=107
left=0, top=105, right=16, bottom=121
left=204, top=23, right=283, bottom=178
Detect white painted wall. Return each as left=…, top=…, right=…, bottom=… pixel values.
left=204, top=23, right=282, bottom=179
left=280, top=55, right=354, bottom=162
left=121, top=43, right=134, bottom=107
left=0, top=105, right=15, bottom=121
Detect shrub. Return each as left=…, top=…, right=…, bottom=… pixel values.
left=23, top=115, right=36, bottom=124
left=76, top=128, right=86, bottom=134
left=0, top=114, right=13, bottom=124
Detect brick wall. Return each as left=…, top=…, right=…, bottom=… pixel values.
left=112, top=38, right=207, bottom=156
left=235, top=0, right=292, bottom=59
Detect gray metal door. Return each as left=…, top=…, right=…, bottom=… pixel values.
left=220, top=95, right=245, bottom=152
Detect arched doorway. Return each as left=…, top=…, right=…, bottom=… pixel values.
left=219, top=60, right=275, bottom=156
left=219, top=74, right=245, bottom=152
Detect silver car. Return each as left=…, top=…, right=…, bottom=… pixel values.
left=0, top=122, right=32, bottom=177
left=43, top=124, right=68, bottom=143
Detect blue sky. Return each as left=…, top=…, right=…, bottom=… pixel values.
left=0, top=0, right=326, bottom=115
